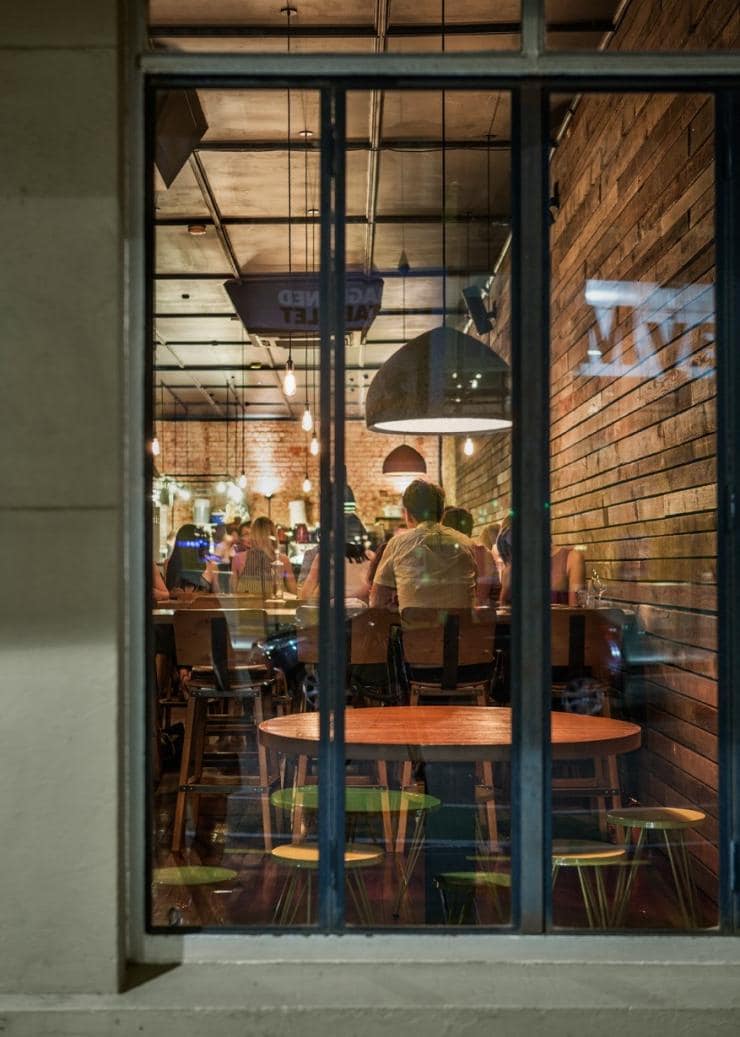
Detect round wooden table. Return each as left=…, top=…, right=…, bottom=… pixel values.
left=259, top=706, right=642, bottom=762
left=260, top=706, right=641, bottom=923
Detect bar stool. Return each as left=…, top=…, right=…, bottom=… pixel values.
left=551, top=839, right=629, bottom=928
left=171, top=611, right=284, bottom=853
left=152, top=865, right=239, bottom=927
left=271, top=843, right=384, bottom=925
left=607, top=806, right=706, bottom=927
left=434, top=870, right=511, bottom=924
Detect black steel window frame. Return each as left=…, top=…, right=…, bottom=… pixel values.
left=143, top=70, right=740, bottom=935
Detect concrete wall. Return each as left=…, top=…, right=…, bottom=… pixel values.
left=0, top=0, right=123, bottom=996
left=1, top=1, right=740, bottom=1033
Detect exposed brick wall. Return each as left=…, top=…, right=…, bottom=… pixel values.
left=454, top=249, right=512, bottom=531
left=154, top=419, right=438, bottom=532
left=452, top=0, right=739, bottom=900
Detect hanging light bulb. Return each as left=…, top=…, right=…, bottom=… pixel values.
left=301, top=405, right=313, bottom=433
left=216, top=480, right=226, bottom=493
left=177, top=486, right=191, bottom=501
left=283, top=356, right=297, bottom=397
left=463, top=436, right=475, bottom=457
left=302, top=474, right=312, bottom=494
left=309, top=434, right=319, bottom=456
left=151, top=436, right=160, bottom=457
left=238, top=471, right=247, bottom=489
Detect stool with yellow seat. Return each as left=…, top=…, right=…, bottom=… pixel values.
left=271, top=843, right=384, bottom=925
left=607, top=806, right=706, bottom=928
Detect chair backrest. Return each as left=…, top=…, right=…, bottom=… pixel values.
left=172, top=608, right=269, bottom=684
left=401, top=607, right=497, bottom=686
left=295, top=604, right=320, bottom=665
left=172, top=610, right=214, bottom=669
left=551, top=607, right=615, bottom=679
left=349, top=608, right=398, bottom=665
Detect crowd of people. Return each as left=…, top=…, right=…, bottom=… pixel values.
left=155, top=479, right=585, bottom=610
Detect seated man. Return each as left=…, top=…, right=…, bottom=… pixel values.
left=370, top=480, right=476, bottom=611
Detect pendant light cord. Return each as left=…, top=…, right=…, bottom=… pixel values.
left=304, top=135, right=310, bottom=418
left=441, top=0, right=446, bottom=328
left=286, top=7, right=293, bottom=373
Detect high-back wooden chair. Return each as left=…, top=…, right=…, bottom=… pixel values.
left=550, top=607, right=623, bottom=833
left=401, top=606, right=497, bottom=705
left=170, top=609, right=281, bottom=853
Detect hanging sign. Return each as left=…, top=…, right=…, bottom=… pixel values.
left=224, top=273, right=384, bottom=335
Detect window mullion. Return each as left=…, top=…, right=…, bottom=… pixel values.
left=511, top=83, right=551, bottom=934
left=318, top=86, right=347, bottom=930
left=715, top=89, right=740, bottom=934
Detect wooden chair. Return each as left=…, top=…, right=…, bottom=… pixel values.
left=401, top=606, right=497, bottom=707
left=551, top=608, right=622, bottom=834
left=398, top=607, right=498, bottom=850
left=170, top=609, right=284, bottom=853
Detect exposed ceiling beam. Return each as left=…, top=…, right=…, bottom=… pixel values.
left=150, top=20, right=612, bottom=39
left=188, top=152, right=240, bottom=277
left=154, top=307, right=452, bottom=319
left=156, top=214, right=510, bottom=226
left=155, top=267, right=484, bottom=279
left=195, top=138, right=516, bottom=152
left=155, top=335, right=225, bottom=416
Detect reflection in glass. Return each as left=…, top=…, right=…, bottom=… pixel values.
left=548, top=92, right=717, bottom=929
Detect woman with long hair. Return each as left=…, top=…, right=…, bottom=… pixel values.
left=164, top=524, right=218, bottom=594
left=230, top=515, right=297, bottom=598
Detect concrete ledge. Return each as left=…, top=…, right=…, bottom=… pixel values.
left=2, top=959, right=740, bottom=1036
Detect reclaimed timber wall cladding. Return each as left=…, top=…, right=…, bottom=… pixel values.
left=454, top=0, right=740, bottom=903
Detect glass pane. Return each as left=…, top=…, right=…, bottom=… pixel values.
left=344, top=88, right=513, bottom=927
left=546, top=0, right=739, bottom=52
left=148, top=1, right=522, bottom=55
left=548, top=92, right=718, bottom=929
left=149, top=87, right=323, bottom=929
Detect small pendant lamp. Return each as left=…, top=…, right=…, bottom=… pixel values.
left=382, top=444, right=427, bottom=476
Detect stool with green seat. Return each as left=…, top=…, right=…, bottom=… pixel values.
left=435, top=839, right=632, bottom=927
left=271, top=784, right=440, bottom=917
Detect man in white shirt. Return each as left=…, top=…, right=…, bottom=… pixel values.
left=370, top=480, right=476, bottom=611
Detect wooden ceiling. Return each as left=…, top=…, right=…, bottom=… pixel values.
left=149, top=1, right=620, bottom=421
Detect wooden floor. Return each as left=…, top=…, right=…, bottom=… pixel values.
left=150, top=771, right=718, bottom=931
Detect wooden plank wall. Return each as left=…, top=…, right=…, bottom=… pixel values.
left=455, top=0, right=740, bottom=903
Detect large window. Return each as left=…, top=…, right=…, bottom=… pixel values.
left=143, top=1, right=740, bottom=936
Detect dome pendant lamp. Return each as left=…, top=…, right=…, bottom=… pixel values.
left=366, top=325, right=511, bottom=434
left=366, top=0, right=510, bottom=437
left=382, top=443, right=427, bottom=476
